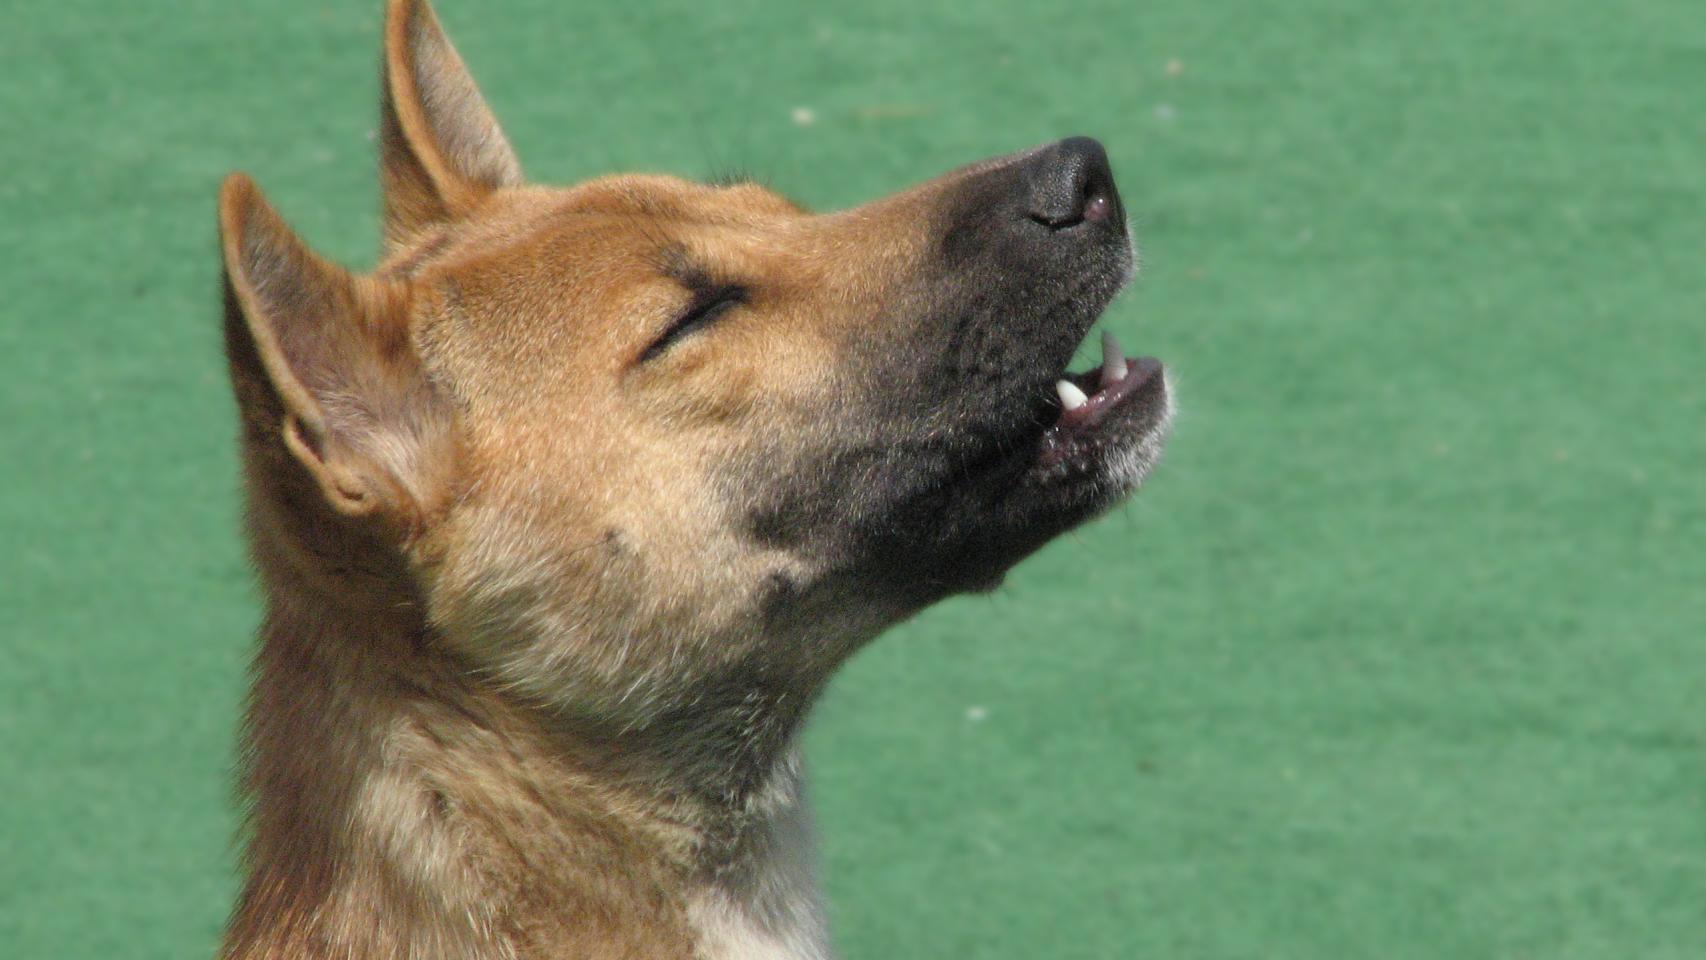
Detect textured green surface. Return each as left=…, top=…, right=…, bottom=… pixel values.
left=3, top=1, right=1703, bottom=957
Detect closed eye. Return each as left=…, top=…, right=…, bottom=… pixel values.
left=639, top=283, right=747, bottom=362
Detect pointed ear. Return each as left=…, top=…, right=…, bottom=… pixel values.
left=380, top=0, right=523, bottom=249
left=220, top=173, right=446, bottom=520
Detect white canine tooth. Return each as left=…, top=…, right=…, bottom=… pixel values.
left=1100, top=329, right=1128, bottom=387
left=1056, top=379, right=1090, bottom=412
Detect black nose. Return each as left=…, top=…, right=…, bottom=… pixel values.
left=1020, top=136, right=1123, bottom=231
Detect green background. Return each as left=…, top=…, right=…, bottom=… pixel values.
left=3, top=0, right=1702, bottom=956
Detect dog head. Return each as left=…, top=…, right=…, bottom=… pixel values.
left=220, top=0, right=1171, bottom=729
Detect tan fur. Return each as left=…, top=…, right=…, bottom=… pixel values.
left=215, top=2, right=1167, bottom=957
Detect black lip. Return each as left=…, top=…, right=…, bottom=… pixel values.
left=1057, top=356, right=1163, bottom=427
left=1036, top=356, right=1166, bottom=469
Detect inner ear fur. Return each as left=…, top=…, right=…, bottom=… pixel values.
left=380, top=0, right=523, bottom=250
left=219, top=173, right=446, bottom=522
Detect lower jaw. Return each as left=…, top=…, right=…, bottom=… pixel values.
left=1035, top=357, right=1166, bottom=471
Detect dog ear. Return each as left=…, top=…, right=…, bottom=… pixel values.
left=380, top=0, right=523, bottom=250
left=220, top=173, right=446, bottom=521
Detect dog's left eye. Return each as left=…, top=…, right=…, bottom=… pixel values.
left=641, top=284, right=747, bottom=362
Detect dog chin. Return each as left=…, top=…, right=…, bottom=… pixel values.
left=1032, top=366, right=1172, bottom=496
left=976, top=379, right=1173, bottom=588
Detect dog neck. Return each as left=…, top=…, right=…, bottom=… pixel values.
left=222, top=513, right=833, bottom=960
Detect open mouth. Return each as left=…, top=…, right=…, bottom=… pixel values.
left=1038, top=330, right=1164, bottom=469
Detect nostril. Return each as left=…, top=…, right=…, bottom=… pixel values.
left=1082, top=190, right=1111, bottom=224
left=1027, top=210, right=1080, bottom=230
left=1028, top=180, right=1108, bottom=231
left=1022, top=136, right=1121, bottom=232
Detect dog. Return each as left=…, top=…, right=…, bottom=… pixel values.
left=214, top=1, right=1172, bottom=956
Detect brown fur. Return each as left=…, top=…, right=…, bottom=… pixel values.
left=215, top=2, right=1170, bottom=957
